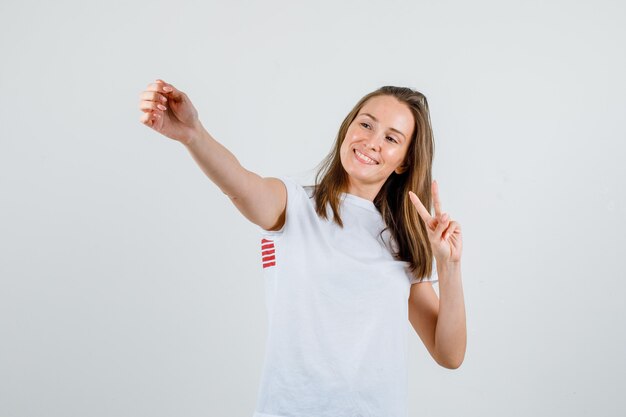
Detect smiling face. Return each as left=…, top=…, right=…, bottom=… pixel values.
left=339, top=94, right=415, bottom=200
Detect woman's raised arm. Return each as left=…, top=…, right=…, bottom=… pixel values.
left=139, top=79, right=287, bottom=231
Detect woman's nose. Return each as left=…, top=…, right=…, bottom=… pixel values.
left=365, top=134, right=384, bottom=151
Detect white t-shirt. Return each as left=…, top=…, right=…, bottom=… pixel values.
left=253, top=176, right=438, bottom=417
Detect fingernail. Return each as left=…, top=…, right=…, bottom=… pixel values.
left=163, top=86, right=173, bottom=92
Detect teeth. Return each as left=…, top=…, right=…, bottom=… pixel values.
left=355, top=149, right=377, bottom=164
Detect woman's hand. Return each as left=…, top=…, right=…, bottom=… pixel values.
left=138, top=79, right=202, bottom=145
left=408, top=180, right=463, bottom=264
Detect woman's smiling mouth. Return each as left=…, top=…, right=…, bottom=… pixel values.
left=354, top=149, right=379, bottom=165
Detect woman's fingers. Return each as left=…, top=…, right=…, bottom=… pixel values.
left=432, top=180, right=443, bottom=218
left=409, top=181, right=445, bottom=233
left=139, top=90, right=168, bottom=104
left=139, top=109, right=158, bottom=127
left=155, top=79, right=183, bottom=100
left=138, top=99, right=162, bottom=113
left=139, top=79, right=177, bottom=130
left=138, top=88, right=169, bottom=117
left=139, top=111, right=151, bottom=124
left=408, top=191, right=433, bottom=225
left=142, top=80, right=177, bottom=102
left=443, top=220, right=459, bottom=240
left=434, top=212, right=450, bottom=239
left=137, top=100, right=162, bottom=112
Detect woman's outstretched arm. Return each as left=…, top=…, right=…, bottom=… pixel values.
left=139, top=79, right=286, bottom=231
left=184, top=125, right=287, bottom=231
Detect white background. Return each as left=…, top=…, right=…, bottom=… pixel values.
left=1, top=0, right=625, bottom=416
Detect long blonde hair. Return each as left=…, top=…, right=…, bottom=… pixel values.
left=312, top=86, right=436, bottom=281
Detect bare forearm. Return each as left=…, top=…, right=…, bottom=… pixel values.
left=434, top=261, right=467, bottom=368
left=182, top=123, right=253, bottom=198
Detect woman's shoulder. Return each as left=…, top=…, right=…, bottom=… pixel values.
left=276, top=176, right=317, bottom=207
left=303, top=184, right=316, bottom=199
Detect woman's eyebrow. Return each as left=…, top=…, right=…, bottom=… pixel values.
left=360, top=113, right=406, bottom=139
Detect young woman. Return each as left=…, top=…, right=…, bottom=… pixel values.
left=139, top=79, right=466, bottom=417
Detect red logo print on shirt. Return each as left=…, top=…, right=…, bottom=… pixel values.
left=261, top=238, right=276, bottom=268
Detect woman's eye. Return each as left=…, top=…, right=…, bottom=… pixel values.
left=387, top=137, right=398, bottom=144
left=360, top=122, right=371, bottom=129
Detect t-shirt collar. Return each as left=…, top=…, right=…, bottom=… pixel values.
left=340, top=192, right=378, bottom=213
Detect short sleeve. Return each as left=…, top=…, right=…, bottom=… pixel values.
left=409, top=258, right=439, bottom=285
left=256, top=176, right=304, bottom=237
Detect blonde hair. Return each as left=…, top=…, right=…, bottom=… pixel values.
left=312, top=86, right=436, bottom=281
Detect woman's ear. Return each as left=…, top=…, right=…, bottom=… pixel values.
left=394, top=164, right=408, bottom=174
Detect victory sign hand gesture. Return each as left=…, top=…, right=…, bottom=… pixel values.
left=408, top=180, right=462, bottom=264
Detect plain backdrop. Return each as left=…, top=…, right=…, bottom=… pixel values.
left=1, top=0, right=625, bottom=416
